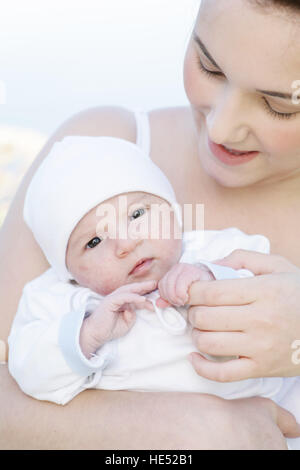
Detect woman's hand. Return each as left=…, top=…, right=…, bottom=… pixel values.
left=187, top=250, right=300, bottom=381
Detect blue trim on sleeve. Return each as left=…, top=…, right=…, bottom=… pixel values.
left=58, top=309, right=111, bottom=376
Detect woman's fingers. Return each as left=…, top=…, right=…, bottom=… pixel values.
left=214, top=249, right=299, bottom=275
left=256, top=396, right=300, bottom=439
left=188, top=352, right=255, bottom=382
left=191, top=330, right=251, bottom=358
left=274, top=405, right=300, bottom=439
left=188, top=277, right=257, bottom=306
left=188, top=305, right=251, bottom=331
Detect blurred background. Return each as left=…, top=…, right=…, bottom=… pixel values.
left=0, top=0, right=200, bottom=226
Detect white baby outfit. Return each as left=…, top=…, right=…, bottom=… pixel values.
left=8, top=227, right=272, bottom=400
left=8, top=109, right=300, bottom=449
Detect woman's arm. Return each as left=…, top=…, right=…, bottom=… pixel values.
left=2, top=365, right=299, bottom=450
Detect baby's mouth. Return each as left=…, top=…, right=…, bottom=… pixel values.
left=129, top=258, right=154, bottom=276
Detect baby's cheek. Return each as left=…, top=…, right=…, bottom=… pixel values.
left=70, top=263, right=113, bottom=295
left=165, top=239, right=182, bottom=264
left=70, top=262, right=89, bottom=284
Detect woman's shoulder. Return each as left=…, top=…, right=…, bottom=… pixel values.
left=58, top=104, right=197, bottom=172
left=24, top=106, right=140, bottom=184
left=53, top=105, right=138, bottom=142
left=60, top=104, right=194, bottom=145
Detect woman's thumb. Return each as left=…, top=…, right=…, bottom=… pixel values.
left=275, top=405, right=300, bottom=439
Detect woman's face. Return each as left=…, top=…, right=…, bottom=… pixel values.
left=184, top=0, right=300, bottom=188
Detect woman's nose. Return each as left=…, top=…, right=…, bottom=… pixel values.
left=206, top=86, right=251, bottom=145
left=115, top=236, right=143, bottom=258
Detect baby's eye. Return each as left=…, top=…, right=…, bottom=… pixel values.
left=86, top=237, right=102, bottom=249
left=130, top=208, right=145, bottom=220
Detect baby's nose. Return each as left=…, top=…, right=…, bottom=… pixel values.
left=115, top=236, right=143, bottom=257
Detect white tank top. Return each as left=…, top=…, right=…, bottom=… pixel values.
left=133, top=109, right=151, bottom=157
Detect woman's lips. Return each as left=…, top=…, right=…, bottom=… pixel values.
left=208, top=139, right=259, bottom=166
left=129, top=258, right=153, bottom=276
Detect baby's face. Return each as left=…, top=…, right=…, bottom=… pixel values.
left=66, top=192, right=182, bottom=295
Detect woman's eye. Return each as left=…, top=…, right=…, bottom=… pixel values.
left=261, top=97, right=296, bottom=121
left=130, top=208, right=145, bottom=220
left=86, top=237, right=102, bottom=249
left=195, top=47, right=297, bottom=121
left=196, top=55, right=224, bottom=79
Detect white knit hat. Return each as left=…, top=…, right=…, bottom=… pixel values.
left=24, top=136, right=181, bottom=281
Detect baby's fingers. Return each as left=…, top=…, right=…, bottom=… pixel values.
left=116, top=280, right=157, bottom=295
left=126, top=298, right=155, bottom=312
left=158, top=268, right=180, bottom=305
left=156, top=297, right=171, bottom=308
left=159, top=266, right=188, bottom=306
left=108, top=292, right=154, bottom=312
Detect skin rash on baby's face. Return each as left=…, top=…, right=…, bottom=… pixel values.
left=66, top=192, right=183, bottom=295
left=184, top=0, right=300, bottom=188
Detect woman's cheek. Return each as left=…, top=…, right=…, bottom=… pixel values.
left=260, top=123, right=300, bottom=156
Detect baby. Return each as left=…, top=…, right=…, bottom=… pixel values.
left=8, top=136, right=300, bottom=449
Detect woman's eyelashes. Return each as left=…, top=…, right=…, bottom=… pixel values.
left=195, top=54, right=296, bottom=121
left=196, top=55, right=224, bottom=78
left=261, top=96, right=296, bottom=121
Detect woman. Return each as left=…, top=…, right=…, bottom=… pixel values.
left=1, top=0, right=300, bottom=449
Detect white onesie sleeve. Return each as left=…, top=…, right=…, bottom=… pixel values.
left=180, top=227, right=270, bottom=266
left=8, top=268, right=115, bottom=405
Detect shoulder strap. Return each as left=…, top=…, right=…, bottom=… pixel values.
left=133, top=109, right=151, bottom=157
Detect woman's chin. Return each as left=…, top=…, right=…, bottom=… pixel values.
left=200, top=156, right=264, bottom=188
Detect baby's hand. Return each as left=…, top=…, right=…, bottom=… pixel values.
left=157, top=263, right=214, bottom=308
left=80, top=279, right=157, bottom=358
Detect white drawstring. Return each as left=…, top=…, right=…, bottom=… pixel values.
left=149, top=298, right=187, bottom=335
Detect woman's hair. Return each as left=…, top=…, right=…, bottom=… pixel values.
left=251, top=0, right=300, bottom=12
